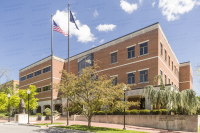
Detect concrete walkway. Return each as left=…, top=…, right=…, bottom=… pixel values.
left=0, top=119, right=195, bottom=133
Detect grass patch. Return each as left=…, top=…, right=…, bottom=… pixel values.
left=35, top=122, right=65, bottom=126
left=55, top=125, right=148, bottom=133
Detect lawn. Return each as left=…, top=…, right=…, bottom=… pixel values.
left=55, top=125, right=148, bottom=133
left=35, top=122, right=65, bottom=126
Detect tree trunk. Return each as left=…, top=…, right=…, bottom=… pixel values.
left=88, top=117, right=91, bottom=128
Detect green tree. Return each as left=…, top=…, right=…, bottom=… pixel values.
left=143, top=75, right=199, bottom=114
left=18, top=85, right=39, bottom=111
left=0, top=92, right=8, bottom=112
left=57, top=63, right=138, bottom=128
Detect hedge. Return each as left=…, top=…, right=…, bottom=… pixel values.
left=130, top=110, right=139, bottom=115
left=139, top=109, right=150, bottom=115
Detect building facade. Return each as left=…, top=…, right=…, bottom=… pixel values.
left=19, top=22, right=193, bottom=114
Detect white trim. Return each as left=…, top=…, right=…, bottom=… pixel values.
left=138, top=53, right=149, bottom=57
left=138, top=40, right=149, bottom=45
left=179, top=81, right=190, bottom=83
left=110, top=74, right=118, bottom=77
left=110, top=50, right=118, bottom=54
left=138, top=81, right=149, bottom=84
left=126, top=44, right=136, bottom=48
left=138, top=68, right=149, bottom=72
left=34, top=69, right=41, bottom=73
left=97, top=56, right=158, bottom=73
left=158, top=57, right=178, bottom=82
left=42, top=65, right=51, bottom=69
left=126, top=71, right=136, bottom=74
left=110, top=62, right=118, bottom=65
left=19, top=77, right=61, bottom=88
left=126, top=57, right=136, bottom=60
left=160, top=68, right=163, bottom=73
left=39, top=96, right=59, bottom=100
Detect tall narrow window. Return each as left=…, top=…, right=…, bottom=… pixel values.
left=127, top=46, right=135, bottom=59
left=160, top=70, right=162, bottom=76
left=172, top=82, right=173, bottom=85
left=168, top=56, right=170, bottom=66
left=78, top=53, right=93, bottom=76
left=111, top=52, right=117, bottom=64
left=140, top=70, right=148, bottom=82
left=128, top=73, right=135, bottom=84
left=172, top=61, right=173, bottom=71
left=112, top=77, right=117, bottom=85
left=140, top=42, right=148, bottom=55
left=165, top=50, right=167, bottom=61
left=168, top=78, right=170, bottom=84
left=160, top=43, right=163, bottom=55
left=175, top=66, right=176, bottom=74
left=165, top=75, right=167, bottom=84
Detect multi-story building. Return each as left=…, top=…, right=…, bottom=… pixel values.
left=19, top=22, right=193, bottom=114
left=0, top=80, right=19, bottom=94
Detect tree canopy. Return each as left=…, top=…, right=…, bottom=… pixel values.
left=57, top=63, right=138, bottom=128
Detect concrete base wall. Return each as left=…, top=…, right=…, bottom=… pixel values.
left=71, top=115, right=199, bottom=132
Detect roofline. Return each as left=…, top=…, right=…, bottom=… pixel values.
left=180, top=61, right=190, bottom=64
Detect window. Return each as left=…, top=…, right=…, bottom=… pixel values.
left=128, top=46, right=135, bottom=59
left=78, top=53, right=93, bottom=75
left=128, top=73, right=135, bottom=84
left=164, top=75, right=167, bottom=84
left=140, top=70, right=148, bottom=82
left=160, top=70, right=162, bottom=76
left=20, top=76, right=26, bottom=81
left=112, top=77, right=117, bottom=85
left=165, top=50, right=167, bottom=61
left=160, top=43, right=163, bottom=55
left=43, top=86, right=50, bottom=92
left=140, top=42, right=148, bottom=55
left=172, top=82, right=173, bottom=85
left=111, top=52, right=117, bottom=64
left=43, top=66, right=50, bottom=73
left=168, top=56, right=170, bottom=66
left=168, top=78, right=170, bottom=84
left=35, top=70, right=41, bottom=76
left=172, top=61, right=173, bottom=71
left=36, top=88, right=41, bottom=93
left=175, top=66, right=176, bottom=74
left=27, top=73, right=33, bottom=79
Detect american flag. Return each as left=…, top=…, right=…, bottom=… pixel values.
left=53, top=20, right=68, bottom=37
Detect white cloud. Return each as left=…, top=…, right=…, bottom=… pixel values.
left=152, top=2, right=156, bottom=7
left=100, top=39, right=104, bottom=44
left=94, top=10, right=98, bottom=17
left=96, top=24, right=116, bottom=32
left=159, top=0, right=200, bottom=21
left=120, top=0, right=138, bottom=14
left=139, top=0, right=143, bottom=4
left=53, top=9, right=97, bottom=43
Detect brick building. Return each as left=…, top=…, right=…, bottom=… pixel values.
left=19, top=22, right=193, bottom=114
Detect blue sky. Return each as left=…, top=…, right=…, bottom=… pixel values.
left=0, top=0, right=200, bottom=94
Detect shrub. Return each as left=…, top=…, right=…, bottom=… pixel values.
left=139, top=109, right=150, bottom=115
left=113, top=109, right=123, bottom=115
left=43, top=108, right=51, bottom=116
left=122, top=110, right=130, bottom=115
left=53, top=111, right=59, bottom=115
left=130, top=110, right=139, bottom=115
left=92, top=111, right=97, bottom=115
left=150, top=110, right=162, bottom=115
left=97, top=111, right=106, bottom=115
left=36, top=113, right=42, bottom=116
left=106, top=110, right=113, bottom=115
left=46, top=112, right=51, bottom=116
left=160, top=109, right=168, bottom=115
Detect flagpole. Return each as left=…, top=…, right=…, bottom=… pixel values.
left=67, top=3, right=70, bottom=126
left=51, top=14, right=54, bottom=125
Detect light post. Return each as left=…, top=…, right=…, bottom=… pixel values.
left=7, top=93, right=11, bottom=122
left=123, top=85, right=127, bottom=130
left=27, top=89, right=31, bottom=124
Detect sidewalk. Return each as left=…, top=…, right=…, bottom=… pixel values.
left=0, top=119, right=195, bottom=133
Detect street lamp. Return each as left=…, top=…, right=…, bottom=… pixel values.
left=27, top=89, right=31, bottom=124
left=7, top=93, right=11, bottom=122
left=123, top=85, right=127, bottom=130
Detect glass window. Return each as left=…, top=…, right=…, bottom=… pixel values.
left=112, top=77, right=117, bottom=85
left=128, top=46, right=135, bottom=59
left=160, top=70, right=162, bottom=76
left=36, top=88, right=41, bottom=93
left=27, top=73, right=33, bottom=79
left=43, top=66, right=50, bottom=73
left=160, top=43, right=163, bottom=55
left=111, top=52, right=117, bottom=64
left=168, top=78, right=170, bottom=84
left=128, top=73, right=135, bottom=84
left=172, top=82, right=173, bottom=85
left=43, top=86, right=50, bottom=92
left=20, top=76, right=26, bottom=81
left=165, top=50, right=167, bottom=61
left=140, top=70, right=148, bottom=82
left=35, top=70, right=41, bottom=76
left=140, top=42, right=148, bottom=55
left=78, top=53, right=93, bottom=75
left=165, top=75, right=167, bottom=84
left=168, top=56, right=170, bottom=66
left=172, top=61, right=173, bottom=71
